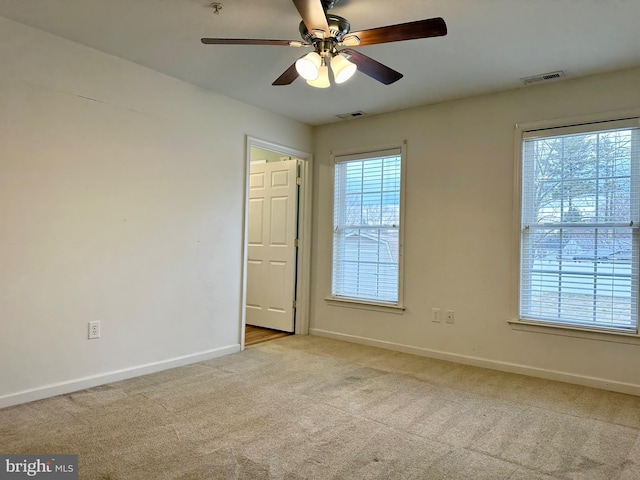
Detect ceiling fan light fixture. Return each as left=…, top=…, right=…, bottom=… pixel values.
left=331, top=54, right=357, bottom=84
left=295, top=52, right=322, bottom=80
left=307, top=65, right=330, bottom=88
left=202, top=3, right=448, bottom=88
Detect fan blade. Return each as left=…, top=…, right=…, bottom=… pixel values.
left=349, top=17, right=447, bottom=46
left=273, top=63, right=300, bottom=86
left=201, top=38, right=302, bottom=46
left=292, top=0, right=330, bottom=37
left=341, top=49, right=403, bottom=85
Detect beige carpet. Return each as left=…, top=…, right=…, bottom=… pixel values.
left=1, top=335, right=640, bottom=479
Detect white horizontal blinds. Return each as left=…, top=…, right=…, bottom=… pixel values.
left=520, top=120, right=640, bottom=331
left=333, top=149, right=401, bottom=303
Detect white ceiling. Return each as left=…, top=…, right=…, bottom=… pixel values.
left=1, top=0, right=640, bottom=126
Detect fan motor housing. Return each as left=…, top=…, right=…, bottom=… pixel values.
left=321, top=0, right=339, bottom=10
left=299, top=14, right=350, bottom=43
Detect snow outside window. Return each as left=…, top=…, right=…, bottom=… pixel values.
left=520, top=118, right=640, bottom=332
left=332, top=147, right=403, bottom=305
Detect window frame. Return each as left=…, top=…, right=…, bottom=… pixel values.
left=327, top=142, right=407, bottom=311
left=512, top=111, right=640, bottom=337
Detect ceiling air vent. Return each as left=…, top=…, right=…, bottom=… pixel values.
left=520, top=70, right=566, bottom=86
left=336, top=111, right=366, bottom=120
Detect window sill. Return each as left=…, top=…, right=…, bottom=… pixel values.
left=325, top=297, right=405, bottom=314
left=509, top=319, right=640, bottom=345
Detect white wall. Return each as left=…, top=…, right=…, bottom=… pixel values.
left=311, top=67, right=640, bottom=394
left=0, top=17, right=312, bottom=407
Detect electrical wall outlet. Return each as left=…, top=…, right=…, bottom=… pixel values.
left=445, top=310, right=455, bottom=324
left=88, top=321, right=100, bottom=339
left=432, top=308, right=441, bottom=323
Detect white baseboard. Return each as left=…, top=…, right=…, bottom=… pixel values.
left=309, top=329, right=640, bottom=397
left=0, top=344, right=240, bottom=409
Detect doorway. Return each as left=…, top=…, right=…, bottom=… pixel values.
left=246, top=158, right=299, bottom=332
left=240, top=137, right=312, bottom=349
left=244, top=325, right=291, bottom=347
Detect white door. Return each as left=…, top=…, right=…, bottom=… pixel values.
left=246, top=159, right=299, bottom=332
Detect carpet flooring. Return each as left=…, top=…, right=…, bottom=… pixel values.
left=1, top=335, right=640, bottom=479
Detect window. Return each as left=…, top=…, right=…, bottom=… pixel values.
left=519, top=118, right=640, bottom=333
left=331, top=146, right=404, bottom=306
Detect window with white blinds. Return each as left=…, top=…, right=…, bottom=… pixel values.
left=519, top=118, right=640, bottom=332
left=332, top=147, right=403, bottom=305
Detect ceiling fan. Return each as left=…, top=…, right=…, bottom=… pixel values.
left=201, top=0, right=447, bottom=88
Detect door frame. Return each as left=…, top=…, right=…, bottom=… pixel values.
left=240, top=136, right=313, bottom=349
